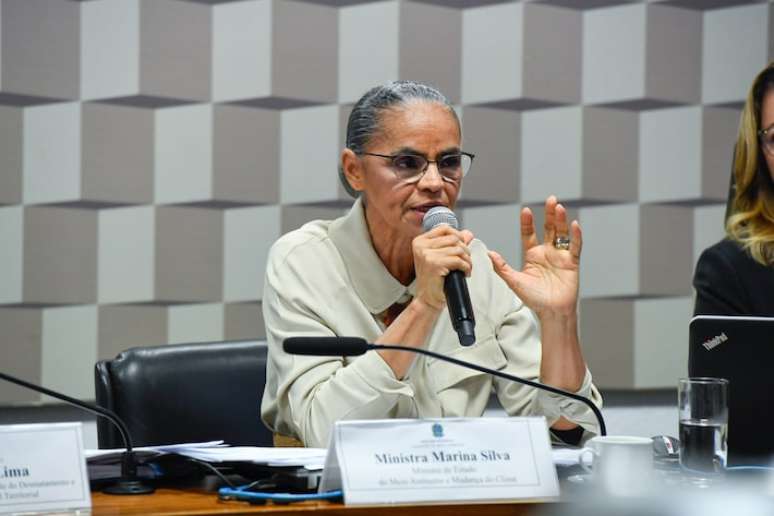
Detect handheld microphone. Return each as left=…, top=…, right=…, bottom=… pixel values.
left=0, top=371, right=155, bottom=495
left=422, top=206, right=475, bottom=346
left=282, top=336, right=606, bottom=436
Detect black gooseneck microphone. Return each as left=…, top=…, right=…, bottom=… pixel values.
left=283, top=336, right=606, bottom=436
left=422, top=206, right=476, bottom=346
left=0, top=371, right=155, bottom=495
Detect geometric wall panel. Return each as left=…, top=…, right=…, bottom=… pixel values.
left=522, top=107, right=586, bottom=204
left=167, top=303, right=224, bottom=345
left=648, top=1, right=763, bottom=9
left=2, top=0, right=79, bottom=100
left=639, top=106, right=739, bottom=203
left=770, top=3, right=774, bottom=62
left=583, top=4, right=701, bottom=108
left=534, top=0, right=640, bottom=8
left=223, top=206, right=281, bottom=303
left=692, top=204, right=726, bottom=269
left=460, top=203, right=521, bottom=269
left=40, top=305, right=98, bottom=401
left=99, top=206, right=223, bottom=304
left=86, top=102, right=279, bottom=207
left=224, top=302, right=265, bottom=341
left=522, top=106, right=638, bottom=204
left=400, top=1, right=462, bottom=103
left=23, top=207, right=98, bottom=305
left=0, top=206, right=23, bottom=304
left=461, top=3, right=524, bottom=105
left=211, top=0, right=271, bottom=103
left=213, top=105, right=280, bottom=205
left=579, top=203, right=693, bottom=298
left=580, top=108, right=640, bottom=202
left=97, top=305, right=168, bottom=361
left=580, top=298, right=634, bottom=389
left=98, top=206, right=155, bottom=304
left=154, top=104, right=213, bottom=204
left=280, top=105, right=343, bottom=204
left=520, top=3, right=581, bottom=106
left=82, top=103, right=154, bottom=205
left=700, top=107, right=743, bottom=199
left=271, top=0, right=338, bottom=104
left=0, top=308, right=42, bottom=403
left=22, top=103, right=81, bottom=205
left=141, top=0, right=211, bottom=102
left=462, top=3, right=581, bottom=107
left=81, top=0, right=140, bottom=100
left=0, top=105, right=22, bottom=205
left=580, top=296, right=693, bottom=389
left=459, top=107, right=520, bottom=203
left=339, top=1, right=399, bottom=104
left=702, top=4, right=770, bottom=105
left=155, top=207, right=223, bottom=303
left=633, top=296, right=693, bottom=388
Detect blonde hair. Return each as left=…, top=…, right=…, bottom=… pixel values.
left=726, top=63, right=774, bottom=266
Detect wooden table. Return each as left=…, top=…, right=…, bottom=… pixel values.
left=92, top=488, right=546, bottom=516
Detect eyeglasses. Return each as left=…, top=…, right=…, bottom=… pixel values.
left=360, top=152, right=475, bottom=184
left=759, top=127, right=774, bottom=155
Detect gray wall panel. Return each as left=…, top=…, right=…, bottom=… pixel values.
left=0, top=105, right=22, bottom=204
left=0, top=308, right=42, bottom=403
left=82, top=103, right=154, bottom=204
left=400, top=1, right=461, bottom=103
left=140, top=0, right=211, bottom=101
left=23, top=207, right=97, bottom=305
left=2, top=0, right=79, bottom=99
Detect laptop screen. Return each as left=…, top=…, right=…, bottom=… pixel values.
left=689, top=315, right=774, bottom=465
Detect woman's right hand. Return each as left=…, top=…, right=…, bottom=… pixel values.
left=412, top=225, right=474, bottom=311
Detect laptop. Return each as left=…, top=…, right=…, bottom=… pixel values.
left=689, top=315, right=774, bottom=465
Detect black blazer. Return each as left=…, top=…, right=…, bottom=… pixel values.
left=693, top=238, right=774, bottom=317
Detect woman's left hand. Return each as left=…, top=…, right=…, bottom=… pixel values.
left=488, top=196, right=581, bottom=319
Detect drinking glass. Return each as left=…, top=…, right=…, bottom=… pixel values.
left=678, top=377, right=729, bottom=479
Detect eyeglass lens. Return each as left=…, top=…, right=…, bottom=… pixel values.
left=392, top=154, right=471, bottom=181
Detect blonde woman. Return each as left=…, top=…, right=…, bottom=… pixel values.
left=694, top=63, right=774, bottom=316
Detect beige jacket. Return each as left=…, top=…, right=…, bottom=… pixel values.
left=260, top=198, right=602, bottom=448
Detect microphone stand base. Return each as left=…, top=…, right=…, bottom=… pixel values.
left=102, top=479, right=156, bottom=495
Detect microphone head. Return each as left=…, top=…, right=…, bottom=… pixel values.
left=283, top=337, right=369, bottom=356
left=422, top=206, right=458, bottom=232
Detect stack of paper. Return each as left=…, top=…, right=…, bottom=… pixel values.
left=180, top=446, right=327, bottom=470
left=85, top=441, right=327, bottom=471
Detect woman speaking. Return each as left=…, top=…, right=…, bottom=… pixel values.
left=261, top=81, right=602, bottom=448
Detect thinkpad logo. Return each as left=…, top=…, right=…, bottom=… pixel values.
left=702, top=332, right=728, bottom=351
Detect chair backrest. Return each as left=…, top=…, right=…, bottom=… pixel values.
left=94, top=340, right=273, bottom=448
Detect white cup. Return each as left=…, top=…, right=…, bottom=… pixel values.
left=579, top=435, right=654, bottom=497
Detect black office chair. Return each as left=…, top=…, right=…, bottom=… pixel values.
left=94, top=340, right=273, bottom=448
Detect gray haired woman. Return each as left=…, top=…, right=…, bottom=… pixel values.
left=261, top=80, right=602, bottom=448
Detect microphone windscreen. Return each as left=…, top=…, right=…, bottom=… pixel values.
left=422, top=206, right=458, bottom=232
left=283, top=337, right=369, bottom=356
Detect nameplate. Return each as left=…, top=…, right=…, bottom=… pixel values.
left=0, top=423, right=91, bottom=514
left=319, top=417, right=558, bottom=505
